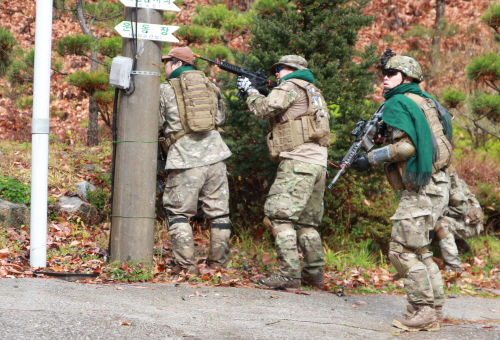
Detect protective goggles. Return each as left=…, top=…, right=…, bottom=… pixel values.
left=382, top=69, right=400, bottom=77
left=276, top=66, right=284, bottom=73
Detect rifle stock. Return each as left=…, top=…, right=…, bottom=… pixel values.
left=328, top=103, right=385, bottom=189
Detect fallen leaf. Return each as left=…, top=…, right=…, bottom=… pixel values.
left=364, top=199, right=371, bottom=207
left=270, top=295, right=280, bottom=299
left=357, top=301, right=367, bottom=304
left=121, top=321, right=133, bottom=326
left=116, top=286, right=124, bottom=290
left=196, top=291, right=207, bottom=297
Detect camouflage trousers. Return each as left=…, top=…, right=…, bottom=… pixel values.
left=437, top=214, right=481, bottom=269
left=389, top=170, right=450, bottom=308
left=163, top=162, right=231, bottom=270
left=264, top=159, right=326, bottom=279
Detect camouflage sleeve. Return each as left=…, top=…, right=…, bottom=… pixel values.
left=159, top=82, right=178, bottom=135
left=246, top=81, right=300, bottom=119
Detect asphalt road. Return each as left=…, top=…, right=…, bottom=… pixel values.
left=0, top=278, right=499, bottom=339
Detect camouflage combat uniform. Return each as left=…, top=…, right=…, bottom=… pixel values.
left=159, top=73, right=232, bottom=273
left=245, top=55, right=329, bottom=287
left=360, top=79, right=452, bottom=330
left=437, top=170, right=484, bottom=271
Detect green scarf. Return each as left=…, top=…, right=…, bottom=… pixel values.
left=279, top=69, right=315, bottom=85
left=169, top=65, right=196, bottom=79
left=383, top=83, right=435, bottom=186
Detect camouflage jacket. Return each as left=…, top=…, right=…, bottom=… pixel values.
left=246, top=80, right=327, bottom=167
left=159, top=78, right=231, bottom=169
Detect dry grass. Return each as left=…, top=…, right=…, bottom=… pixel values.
left=0, top=140, right=112, bottom=195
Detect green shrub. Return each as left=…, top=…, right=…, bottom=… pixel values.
left=0, top=26, right=16, bottom=77
left=67, top=71, right=109, bottom=94
left=0, top=176, right=31, bottom=205
left=87, top=186, right=111, bottom=216
left=470, top=92, right=500, bottom=122
left=466, top=52, right=500, bottom=82
left=482, top=2, right=500, bottom=32
left=441, top=87, right=466, bottom=108
left=7, top=48, right=35, bottom=85
left=97, top=36, right=121, bottom=58
left=15, top=96, right=33, bottom=110
left=176, top=24, right=220, bottom=44
left=103, top=261, right=153, bottom=282
left=57, top=35, right=94, bottom=56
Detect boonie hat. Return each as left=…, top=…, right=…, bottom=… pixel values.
left=270, top=55, right=308, bottom=73
left=162, top=47, right=195, bottom=66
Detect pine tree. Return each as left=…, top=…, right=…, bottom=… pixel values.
left=223, top=0, right=379, bottom=229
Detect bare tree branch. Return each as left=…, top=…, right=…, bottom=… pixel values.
left=456, top=107, right=500, bottom=140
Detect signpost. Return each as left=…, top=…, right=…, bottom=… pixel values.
left=115, top=21, right=179, bottom=42
left=119, top=0, right=180, bottom=11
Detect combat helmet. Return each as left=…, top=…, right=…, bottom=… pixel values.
left=384, top=55, right=424, bottom=83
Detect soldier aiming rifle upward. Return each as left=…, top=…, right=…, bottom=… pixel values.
left=194, top=54, right=277, bottom=99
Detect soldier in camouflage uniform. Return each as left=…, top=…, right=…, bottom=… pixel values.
left=432, top=170, right=484, bottom=273
left=159, top=47, right=232, bottom=275
left=237, top=55, right=331, bottom=291
left=352, top=55, right=455, bottom=331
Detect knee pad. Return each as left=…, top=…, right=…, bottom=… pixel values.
left=388, top=242, right=420, bottom=279
left=211, top=215, right=231, bottom=230
left=168, top=215, right=189, bottom=231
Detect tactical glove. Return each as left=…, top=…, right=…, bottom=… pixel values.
left=237, top=76, right=255, bottom=94
left=351, top=153, right=371, bottom=173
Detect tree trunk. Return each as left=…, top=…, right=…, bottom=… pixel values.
left=76, top=0, right=100, bottom=146
left=87, top=49, right=99, bottom=146
left=87, top=96, right=99, bottom=146
left=432, top=0, right=445, bottom=49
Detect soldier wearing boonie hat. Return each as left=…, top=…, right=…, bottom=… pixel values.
left=236, top=56, right=331, bottom=291
left=269, top=55, right=309, bottom=74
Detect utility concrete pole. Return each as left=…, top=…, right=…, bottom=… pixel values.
left=110, top=7, right=163, bottom=264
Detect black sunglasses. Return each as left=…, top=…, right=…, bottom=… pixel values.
left=382, top=69, right=399, bottom=77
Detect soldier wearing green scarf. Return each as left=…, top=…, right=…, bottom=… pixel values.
left=159, top=47, right=232, bottom=275
left=237, top=55, right=331, bottom=291
left=351, top=55, right=454, bottom=332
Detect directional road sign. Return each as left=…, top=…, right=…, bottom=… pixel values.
left=119, top=0, right=180, bottom=11
left=115, top=21, right=179, bottom=42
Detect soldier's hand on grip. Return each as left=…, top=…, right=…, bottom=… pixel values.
left=351, top=153, right=371, bottom=173
left=237, top=76, right=255, bottom=94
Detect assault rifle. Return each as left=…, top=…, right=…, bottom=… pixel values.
left=327, top=103, right=386, bottom=189
left=194, top=54, right=277, bottom=99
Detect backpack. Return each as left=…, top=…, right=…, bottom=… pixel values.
left=170, top=70, right=218, bottom=135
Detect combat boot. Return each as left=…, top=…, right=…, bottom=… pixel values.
left=392, top=305, right=440, bottom=331
left=258, top=275, right=301, bottom=291
left=455, top=239, right=471, bottom=254
left=444, top=263, right=464, bottom=273
left=302, top=270, right=324, bottom=289
left=404, top=305, right=443, bottom=325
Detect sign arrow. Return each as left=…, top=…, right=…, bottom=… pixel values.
left=115, top=21, right=179, bottom=42
left=119, top=0, right=180, bottom=11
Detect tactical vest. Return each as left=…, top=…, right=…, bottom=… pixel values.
left=405, top=93, right=453, bottom=173
left=267, top=79, right=330, bottom=160
left=383, top=94, right=453, bottom=190
left=159, top=70, right=219, bottom=152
